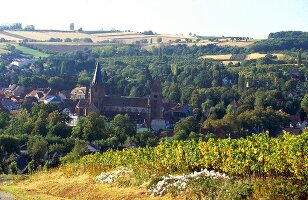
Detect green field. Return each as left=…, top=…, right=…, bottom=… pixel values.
left=14, top=44, right=49, bottom=58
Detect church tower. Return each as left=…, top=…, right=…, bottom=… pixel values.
left=89, top=63, right=105, bottom=109
left=150, top=78, right=163, bottom=120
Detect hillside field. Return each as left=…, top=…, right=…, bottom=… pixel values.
left=200, top=54, right=232, bottom=60
left=216, top=41, right=254, bottom=47
left=201, top=53, right=291, bottom=61
left=14, top=44, right=49, bottom=58
left=0, top=44, right=10, bottom=54
left=2, top=30, right=196, bottom=45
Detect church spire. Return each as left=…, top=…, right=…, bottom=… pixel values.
left=92, top=62, right=103, bottom=85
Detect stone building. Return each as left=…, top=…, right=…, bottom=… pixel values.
left=76, top=63, right=164, bottom=129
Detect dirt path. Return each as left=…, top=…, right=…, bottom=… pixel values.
left=0, top=191, right=15, bottom=200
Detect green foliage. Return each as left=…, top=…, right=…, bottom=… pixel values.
left=174, top=116, right=199, bottom=140
left=0, top=135, right=20, bottom=154
left=61, top=139, right=87, bottom=164
left=49, top=143, right=66, bottom=153
left=109, top=114, right=136, bottom=145
left=0, top=111, right=9, bottom=129
left=72, top=112, right=107, bottom=141
left=77, top=70, right=92, bottom=86
left=47, top=111, right=70, bottom=138
left=28, top=160, right=35, bottom=174
left=129, top=130, right=157, bottom=147
left=238, top=107, right=289, bottom=134
left=27, top=136, right=48, bottom=161
left=156, top=37, right=162, bottom=43
left=4, top=109, right=33, bottom=135
left=297, top=49, right=303, bottom=65
left=301, top=94, right=308, bottom=113
left=9, top=161, right=17, bottom=174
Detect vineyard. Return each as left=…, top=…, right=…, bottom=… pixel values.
left=77, top=131, right=308, bottom=180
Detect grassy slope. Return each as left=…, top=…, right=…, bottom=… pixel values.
left=0, top=44, right=10, bottom=54
left=14, top=44, right=49, bottom=58
left=0, top=170, right=174, bottom=200
left=0, top=43, right=49, bottom=57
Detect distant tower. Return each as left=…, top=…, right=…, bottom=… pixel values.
left=70, top=23, right=74, bottom=31
left=89, top=63, right=105, bottom=109
left=150, top=78, right=163, bottom=119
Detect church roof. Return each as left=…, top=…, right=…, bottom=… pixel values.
left=103, top=95, right=149, bottom=108
left=92, top=63, right=103, bottom=85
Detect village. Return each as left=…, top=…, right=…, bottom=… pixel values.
left=1, top=56, right=307, bottom=136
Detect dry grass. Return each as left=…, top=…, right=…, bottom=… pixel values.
left=245, top=53, right=266, bottom=60
left=200, top=54, right=232, bottom=60
left=0, top=49, right=10, bottom=54
left=4, top=31, right=196, bottom=44
left=0, top=170, right=175, bottom=200
left=245, top=53, right=290, bottom=60
left=6, top=31, right=102, bottom=43
left=272, top=53, right=291, bottom=60
left=0, top=33, right=22, bottom=42
left=217, top=41, right=255, bottom=47
left=3, top=30, right=197, bottom=45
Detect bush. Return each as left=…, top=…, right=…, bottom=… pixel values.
left=9, top=161, right=17, bottom=174
left=60, top=139, right=87, bottom=164
left=28, top=160, right=35, bottom=174
left=27, top=136, right=48, bottom=161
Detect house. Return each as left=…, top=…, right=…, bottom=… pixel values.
left=1, top=98, right=20, bottom=111
left=58, top=90, right=71, bottom=101
left=85, top=142, right=102, bottom=154
left=70, top=86, right=87, bottom=100
left=43, top=95, right=62, bottom=105
left=10, top=58, right=36, bottom=67
left=296, top=121, right=308, bottom=131
left=282, top=127, right=302, bottom=135
left=25, top=88, right=64, bottom=105
left=171, top=104, right=193, bottom=120
left=5, top=84, right=25, bottom=97
left=16, top=155, right=31, bottom=174
left=67, top=114, right=79, bottom=127
left=25, top=89, right=45, bottom=100
left=137, top=122, right=149, bottom=133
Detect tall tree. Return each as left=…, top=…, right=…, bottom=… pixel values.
left=72, top=112, right=107, bottom=141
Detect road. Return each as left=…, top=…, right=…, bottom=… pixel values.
left=0, top=191, right=15, bottom=200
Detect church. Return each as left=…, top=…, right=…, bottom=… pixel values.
left=76, top=63, right=166, bottom=130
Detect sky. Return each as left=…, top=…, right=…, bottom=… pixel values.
left=0, top=0, right=307, bottom=39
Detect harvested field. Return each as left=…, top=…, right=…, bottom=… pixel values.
left=272, top=53, right=291, bottom=60
left=5, top=31, right=102, bottom=42
left=245, top=53, right=266, bottom=60
left=0, top=33, right=22, bottom=42
left=28, top=42, right=116, bottom=53
left=4, top=31, right=196, bottom=44
left=217, top=41, right=255, bottom=47
left=200, top=54, right=232, bottom=60
left=0, top=49, right=10, bottom=54
left=245, top=53, right=290, bottom=60
left=0, top=44, right=10, bottom=54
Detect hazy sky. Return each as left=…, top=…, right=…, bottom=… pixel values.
left=0, top=0, right=307, bottom=38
